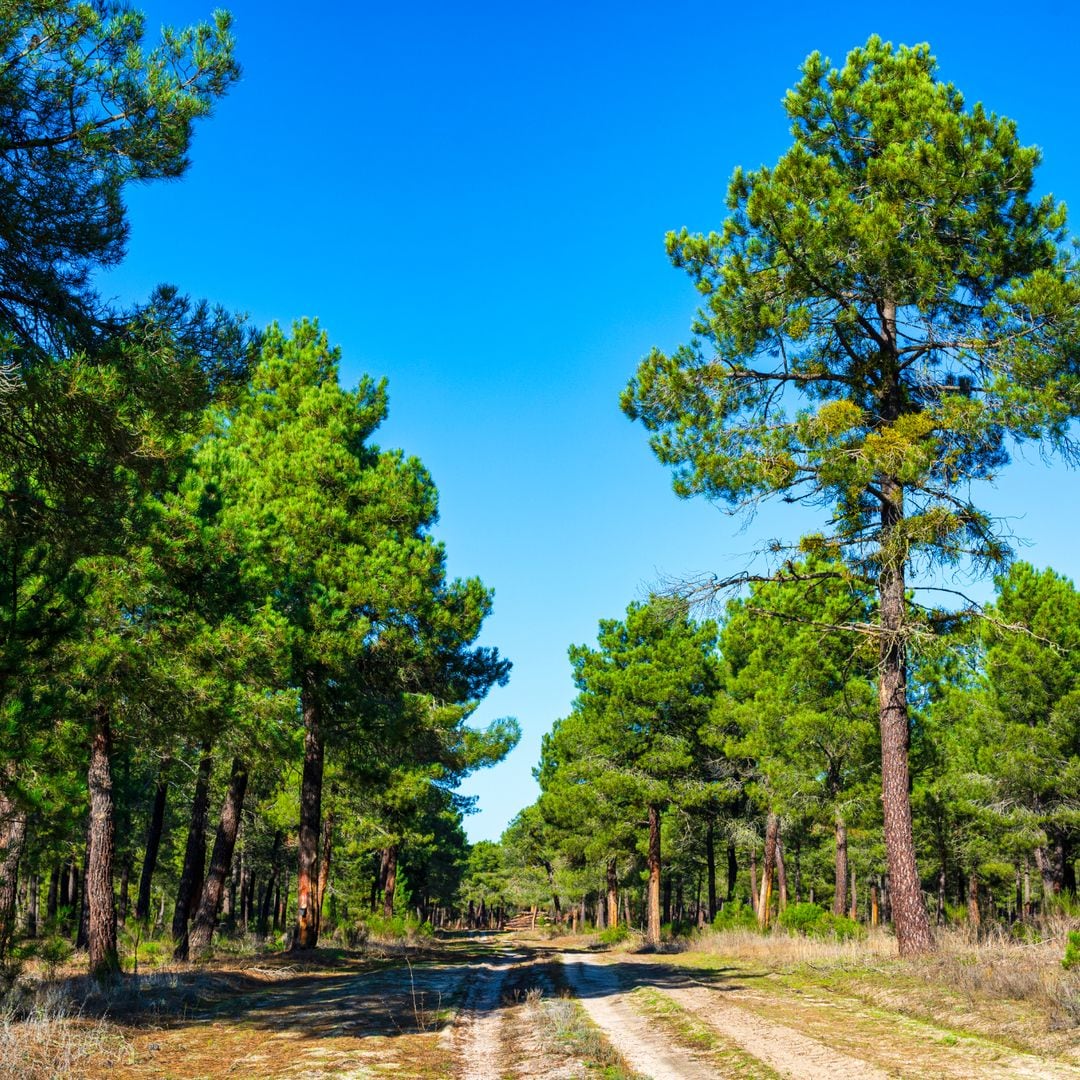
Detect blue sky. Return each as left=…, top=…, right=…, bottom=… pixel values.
left=106, top=0, right=1080, bottom=840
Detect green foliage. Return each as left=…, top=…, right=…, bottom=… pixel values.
left=778, top=902, right=865, bottom=941
left=597, top=925, right=630, bottom=946
left=712, top=900, right=758, bottom=932
left=1062, top=932, right=1080, bottom=971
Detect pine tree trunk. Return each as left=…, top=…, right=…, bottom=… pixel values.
left=172, top=742, right=213, bottom=960
left=706, top=822, right=717, bottom=920
left=877, top=464, right=934, bottom=955
left=316, top=810, right=334, bottom=933
left=967, top=870, right=981, bottom=936
left=834, top=818, right=848, bottom=916
left=189, top=758, right=249, bottom=959
left=849, top=866, right=858, bottom=921
left=46, top=866, right=58, bottom=922
left=86, top=706, right=118, bottom=979
left=758, top=812, right=778, bottom=929
left=293, top=671, right=324, bottom=950
left=775, top=839, right=788, bottom=911
left=646, top=804, right=662, bottom=946
left=0, top=764, right=27, bottom=959
left=382, top=844, right=398, bottom=919
left=606, top=858, right=618, bottom=929
left=871, top=883, right=880, bottom=927
left=136, top=760, right=170, bottom=923
left=749, top=846, right=758, bottom=914
left=726, top=841, right=737, bottom=902
left=258, top=831, right=282, bottom=937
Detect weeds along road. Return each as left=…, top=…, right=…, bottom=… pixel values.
left=90, top=931, right=1080, bottom=1078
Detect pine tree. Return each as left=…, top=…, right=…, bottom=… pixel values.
left=622, top=37, right=1080, bottom=954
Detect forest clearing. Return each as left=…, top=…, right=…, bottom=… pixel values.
left=4, top=926, right=1080, bottom=1078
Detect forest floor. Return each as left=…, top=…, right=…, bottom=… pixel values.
left=6, top=928, right=1080, bottom=1078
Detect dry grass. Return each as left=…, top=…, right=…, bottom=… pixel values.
left=686, top=921, right=1080, bottom=1059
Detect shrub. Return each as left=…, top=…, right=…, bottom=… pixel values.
left=712, top=900, right=758, bottom=932
left=778, top=902, right=824, bottom=935
left=1062, top=930, right=1080, bottom=971
left=776, top=902, right=865, bottom=941
left=597, top=925, right=629, bottom=946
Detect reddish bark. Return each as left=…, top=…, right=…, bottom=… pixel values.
left=606, top=858, right=618, bottom=930
left=316, top=810, right=334, bottom=932
left=292, top=670, right=324, bottom=950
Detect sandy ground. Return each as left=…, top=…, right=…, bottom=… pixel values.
left=12, top=933, right=1080, bottom=1079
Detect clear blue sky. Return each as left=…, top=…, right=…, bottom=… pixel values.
left=105, top=0, right=1080, bottom=841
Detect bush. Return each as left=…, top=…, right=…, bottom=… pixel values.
left=1062, top=930, right=1080, bottom=971
left=776, top=902, right=865, bottom=941
left=778, top=902, right=823, bottom=935
left=597, top=925, right=629, bottom=946
left=712, top=900, right=758, bottom=932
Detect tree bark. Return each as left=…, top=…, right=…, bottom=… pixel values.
left=86, top=706, right=118, bottom=979
left=172, top=742, right=213, bottom=960
left=136, top=759, right=170, bottom=923
left=849, top=865, right=858, bottom=921
left=706, top=822, right=717, bottom=920
left=292, top=670, right=324, bottom=950
left=188, top=758, right=249, bottom=959
left=382, top=843, right=398, bottom=919
left=833, top=817, right=848, bottom=916
left=726, top=841, right=737, bottom=903
left=877, top=470, right=933, bottom=954
left=0, top=765, right=27, bottom=959
left=606, top=858, right=618, bottom=930
left=757, top=812, right=778, bottom=929
left=967, top=869, right=981, bottom=935
left=316, top=810, right=334, bottom=933
left=258, top=830, right=282, bottom=936
left=749, top=846, right=758, bottom=914
left=646, top=804, right=662, bottom=946
left=775, top=839, right=788, bottom=911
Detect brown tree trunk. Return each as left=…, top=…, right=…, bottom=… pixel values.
left=834, top=818, right=848, bottom=916
left=382, top=844, right=398, bottom=919
left=775, top=838, right=788, bottom=911
left=727, top=841, right=737, bottom=902
left=316, top=810, right=334, bottom=933
left=757, top=812, right=778, bottom=929
left=46, top=865, right=58, bottom=921
left=849, top=866, right=858, bottom=921
left=967, top=870, right=981, bottom=935
left=606, top=858, right=618, bottom=930
left=871, top=883, right=880, bottom=927
left=292, top=671, right=324, bottom=950
left=188, top=758, right=249, bottom=959
left=172, top=742, right=213, bottom=960
left=0, top=765, right=27, bottom=959
left=86, top=706, right=118, bottom=979
left=749, top=845, right=758, bottom=914
left=877, top=465, right=934, bottom=955
left=136, top=759, right=170, bottom=922
left=258, top=830, right=282, bottom=936
left=646, top=804, right=662, bottom=946
left=706, top=822, right=717, bottom=920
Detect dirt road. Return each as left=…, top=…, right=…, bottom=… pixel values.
left=92, top=934, right=1080, bottom=1078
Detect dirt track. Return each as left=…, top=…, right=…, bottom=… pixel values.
left=91, top=933, right=1080, bottom=1078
